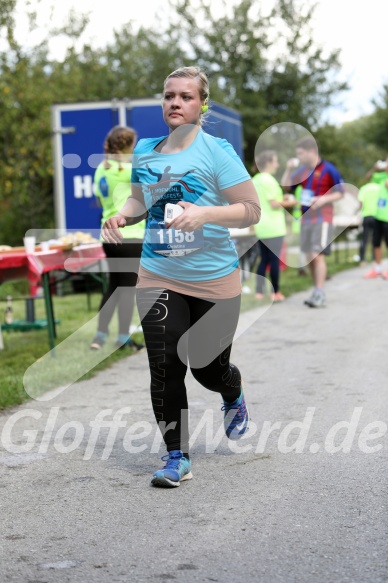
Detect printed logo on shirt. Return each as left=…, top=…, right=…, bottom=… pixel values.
left=146, top=165, right=195, bottom=206
left=98, top=176, right=109, bottom=197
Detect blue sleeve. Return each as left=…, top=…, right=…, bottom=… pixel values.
left=326, top=162, right=344, bottom=190
left=131, top=166, right=139, bottom=184
left=131, top=136, right=167, bottom=184
left=131, top=139, right=148, bottom=184
left=93, top=165, right=104, bottom=198
left=213, top=139, right=250, bottom=190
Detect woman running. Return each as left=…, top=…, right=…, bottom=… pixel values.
left=102, top=66, right=261, bottom=487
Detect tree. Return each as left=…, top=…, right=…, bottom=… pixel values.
left=315, top=118, right=382, bottom=188
left=0, top=4, right=181, bottom=244
left=0, top=0, right=196, bottom=245
left=365, top=84, right=388, bottom=153
left=85, top=26, right=184, bottom=100
left=0, top=0, right=375, bottom=246
left=0, top=1, right=57, bottom=244
left=166, top=0, right=348, bottom=162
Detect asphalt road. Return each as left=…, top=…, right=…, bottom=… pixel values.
left=1, top=263, right=387, bottom=583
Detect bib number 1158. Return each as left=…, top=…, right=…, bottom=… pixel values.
left=149, top=222, right=204, bottom=256
left=155, top=229, right=195, bottom=244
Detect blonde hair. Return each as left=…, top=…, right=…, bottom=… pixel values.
left=164, top=66, right=210, bottom=121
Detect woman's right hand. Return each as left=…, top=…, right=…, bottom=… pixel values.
left=101, top=213, right=127, bottom=244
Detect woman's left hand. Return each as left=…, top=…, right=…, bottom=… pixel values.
left=167, top=201, right=207, bottom=231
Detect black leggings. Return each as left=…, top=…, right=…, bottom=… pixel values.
left=98, top=241, right=142, bottom=336
left=136, top=288, right=242, bottom=455
left=256, top=236, right=284, bottom=293
left=359, top=216, right=375, bottom=262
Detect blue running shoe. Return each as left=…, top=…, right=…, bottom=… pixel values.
left=221, top=389, right=250, bottom=440
left=151, top=450, right=193, bottom=488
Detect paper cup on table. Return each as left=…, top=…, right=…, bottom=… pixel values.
left=40, top=241, right=50, bottom=252
left=23, top=236, right=36, bottom=254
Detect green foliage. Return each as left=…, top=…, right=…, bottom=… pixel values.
left=315, top=118, right=382, bottom=188
left=97, top=27, right=183, bottom=99
left=0, top=11, right=180, bottom=245
left=0, top=0, right=387, bottom=244
left=0, top=3, right=55, bottom=244
left=0, top=0, right=17, bottom=42
left=0, top=250, right=355, bottom=409
left=0, top=291, right=143, bottom=409
left=365, top=84, right=388, bottom=153
left=167, top=0, right=348, bottom=160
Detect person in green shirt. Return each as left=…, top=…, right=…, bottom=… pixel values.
left=357, top=181, right=380, bottom=265
left=363, top=179, right=388, bottom=279
left=252, top=150, right=297, bottom=301
left=90, top=125, right=146, bottom=350
left=363, top=154, right=388, bottom=186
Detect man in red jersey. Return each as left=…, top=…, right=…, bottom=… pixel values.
left=282, top=137, right=344, bottom=307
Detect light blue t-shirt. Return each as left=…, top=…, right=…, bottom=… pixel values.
left=131, top=130, right=250, bottom=281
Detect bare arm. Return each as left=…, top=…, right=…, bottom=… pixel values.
left=268, top=196, right=298, bottom=210
left=281, top=159, right=297, bottom=188
left=363, top=163, right=380, bottom=184
left=311, top=188, right=344, bottom=209
left=101, top=184, right=147, bottom=243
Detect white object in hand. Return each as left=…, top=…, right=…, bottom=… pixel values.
left=164, top=203, right=184, bottom=224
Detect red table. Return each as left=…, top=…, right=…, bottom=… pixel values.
left=0, top=244, right=106, bottom=350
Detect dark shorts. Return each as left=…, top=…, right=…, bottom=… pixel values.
left=102, top=239, right=143, bottom=287
left=372, top=219, right=388, bottom=248
left=301, top=222, right=333, bottom=256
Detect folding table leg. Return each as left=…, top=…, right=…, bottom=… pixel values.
left=42, top=273, right=56, bottom=352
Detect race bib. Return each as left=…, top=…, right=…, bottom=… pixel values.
left=300, top=188, right=314, bottom=207
left=149, top=221, right=204, bottom=256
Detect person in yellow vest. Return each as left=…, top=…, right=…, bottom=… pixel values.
left=363, top=154, right=388, bottom=185
left=357, top=181, right=380, bottom=266
left=363, top=179, right=388, bottom=279
left=252, top=150, right=297, bottom=301
left=90, top=126, right=146, bottom=350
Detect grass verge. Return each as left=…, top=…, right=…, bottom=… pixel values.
left=0, top=249, right=359, bottom=409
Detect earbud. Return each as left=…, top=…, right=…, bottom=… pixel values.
left=201, top=104, right=209, bottom=114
